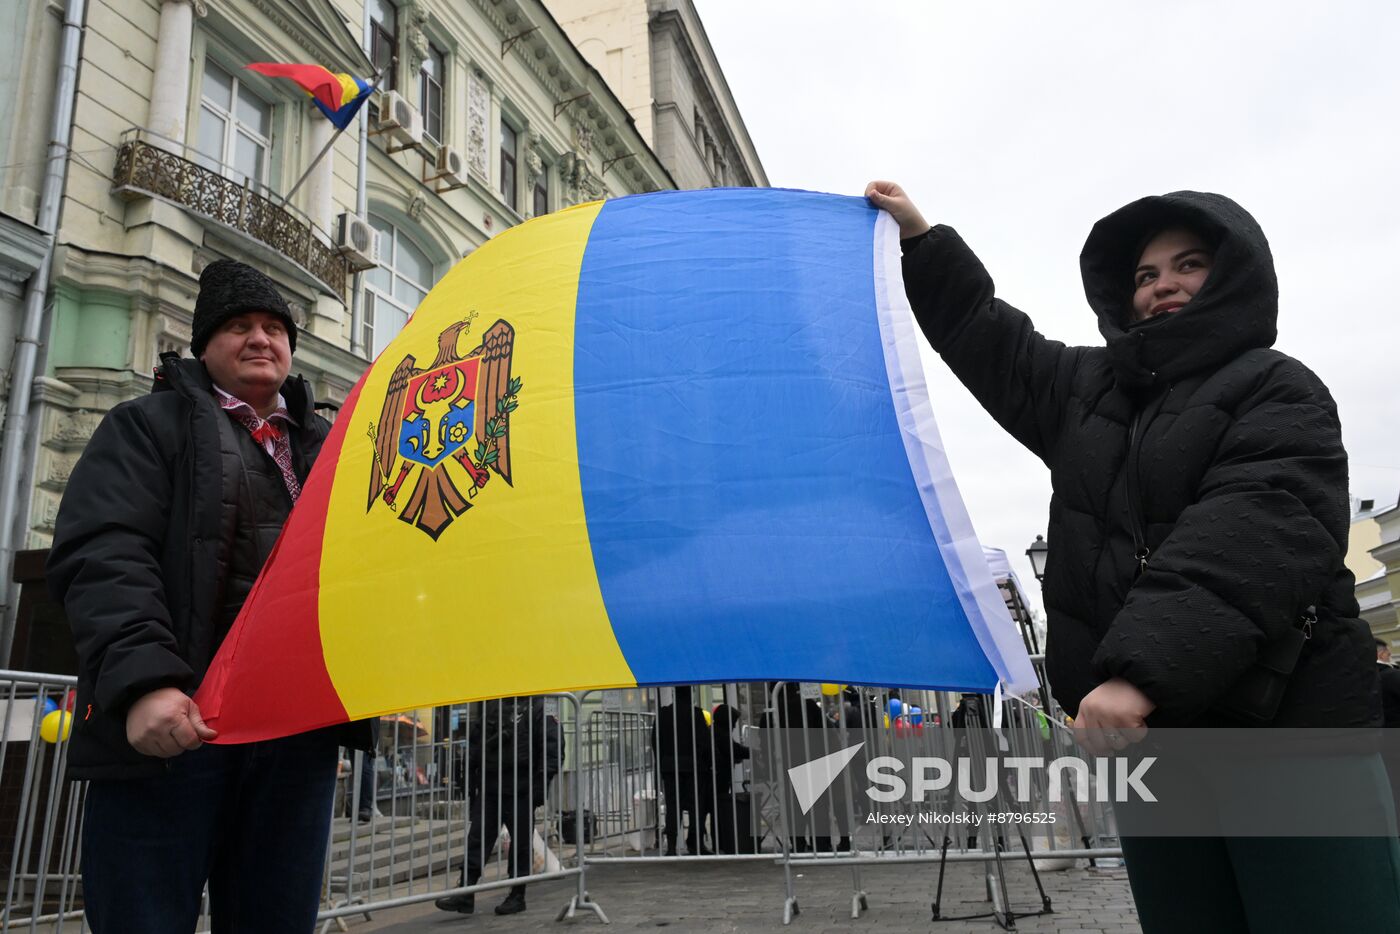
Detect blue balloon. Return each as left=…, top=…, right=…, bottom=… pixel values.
left=41, top=698, right=58, bottom=715
left=888, top=698, right=902, bottom=717
left=910, top=707, right=923, bottom=725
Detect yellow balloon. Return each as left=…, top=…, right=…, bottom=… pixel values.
left=883, top=713, right=891, bottom=729
left=40, top=709, right=72, bottom=744
left=702, top=709, right=713, bottom=726
left=820, top=683, right=842, bottom=696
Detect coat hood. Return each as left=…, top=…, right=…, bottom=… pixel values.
left=1080, top=191, right=1278, bottom=392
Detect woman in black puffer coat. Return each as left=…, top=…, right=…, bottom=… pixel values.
left=865, top=181, right=1400, bottom=930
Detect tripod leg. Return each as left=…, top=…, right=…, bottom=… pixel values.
left=931, top=834, right=952, bottom=920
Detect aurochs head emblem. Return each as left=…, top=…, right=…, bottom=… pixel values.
left=366, top=318, right=521, bottom=539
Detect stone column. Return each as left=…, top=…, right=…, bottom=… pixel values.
left=147, top=0, right=198, bottom=152
left=304, top=112, right=335, bottom=232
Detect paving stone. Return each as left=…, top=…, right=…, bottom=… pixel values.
left=351, top=858, right=1140, bottom=933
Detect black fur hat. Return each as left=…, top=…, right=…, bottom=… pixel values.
left=190, top=259, right=297, bottom=357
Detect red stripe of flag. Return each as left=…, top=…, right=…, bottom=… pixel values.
left=194, top=380, right=370, bottom=742
left=246, top=62, right=345, bottom=111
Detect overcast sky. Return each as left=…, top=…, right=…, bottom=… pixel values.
left=697, top=0, right=1400, bottom=610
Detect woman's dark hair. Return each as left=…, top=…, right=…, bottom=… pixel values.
left=1130, top=221, right=1222, bottom=283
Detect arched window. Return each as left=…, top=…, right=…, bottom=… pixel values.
left=364, top=215, right=435, bottom=358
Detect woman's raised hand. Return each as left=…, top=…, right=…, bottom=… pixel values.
left=865, top=180, right=932, bottom=240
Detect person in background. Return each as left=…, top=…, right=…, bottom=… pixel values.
left=47, top=259, right=373, bottom=932
left=655, top=686, right=713, bottom=856
left=1379, top=639, right=1400, bottom=728
left=435, top=695, right=562, bottom=916
left=761, top=683, right=849, bottom=853
left=709, top=704, right=751, bottom=853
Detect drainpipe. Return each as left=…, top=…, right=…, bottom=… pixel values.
left=348, top=1, right=372, bottom=359
left=0, top=0, right=88, bottom=664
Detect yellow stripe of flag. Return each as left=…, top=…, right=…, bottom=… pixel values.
left=318, top=201, right=638, bottom=717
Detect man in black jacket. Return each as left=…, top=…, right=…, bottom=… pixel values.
left=47, top=259, right=372, bottom=933
left=436, top=695, right=562, bottom=916
left=655, top=685, right=714, bottom=856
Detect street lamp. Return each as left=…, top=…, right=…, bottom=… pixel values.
left=1026, top=534, right=1049, bottom=582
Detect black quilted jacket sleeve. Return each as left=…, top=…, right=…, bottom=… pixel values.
left=901, top=226, right=1085, bottom=462
left=1091, top=355, right=1351, bottom=719
left=46, top=401, right=195, bottom=714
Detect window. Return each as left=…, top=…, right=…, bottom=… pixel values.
left=195, top=59, right=272, bottom=187
left=364, top=216, right=434, bottom=358
left=369, top=0, right=398, bottom=92
left=499, top=120, right=517, bottom=211
left=533, top=163, right=549, bottom=218
left=420, top=44, right=444, bottom=144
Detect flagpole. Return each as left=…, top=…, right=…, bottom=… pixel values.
left=281, top=69, right=383, bottom=209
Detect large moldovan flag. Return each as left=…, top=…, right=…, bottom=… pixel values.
left=195, top=189, right=1037, bottom=742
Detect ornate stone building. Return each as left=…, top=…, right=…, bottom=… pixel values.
left=0, top=0, right=678, bottom=650
left=1355, top=499, right=1400, bottom=647
left=549, top=0, right=767, bottom=190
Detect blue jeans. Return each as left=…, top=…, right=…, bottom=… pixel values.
left=81, top=729, right=338, bottom=934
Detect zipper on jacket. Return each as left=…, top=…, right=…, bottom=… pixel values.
left=1125, top=409, right=1150, bottom=577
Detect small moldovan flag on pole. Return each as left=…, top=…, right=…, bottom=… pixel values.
left=246, top=63, right=374, bottom=129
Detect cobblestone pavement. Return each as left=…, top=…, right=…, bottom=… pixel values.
left=351, top=858, right=1141, bottom=933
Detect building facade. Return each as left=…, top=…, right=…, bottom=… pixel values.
left=549, top=0, right=766, bottom=190
left=1358, top=498, right=1400, bottom=647
left=0, top=0, right=713, bottom=655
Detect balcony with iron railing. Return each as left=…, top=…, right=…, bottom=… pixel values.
left=111, top=128, right=348, bottom=297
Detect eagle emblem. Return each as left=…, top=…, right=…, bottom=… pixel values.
left=367, top=318, right=520, bottom=540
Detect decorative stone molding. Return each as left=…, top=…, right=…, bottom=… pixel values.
left=407, top=191, right=428, bottom=221
left=158, top=310, right=193, bottom=353
left=285, top=299, right=310, bottom=329
left=580, top=174, right=607, bottom=202
left=0, top=217, right=49, bottom=284
left=403, top=0, right=430, bottom=72
left=524, top=130, right=544, bottom=194
left=573, top=124, right=594, bottom=157
left=33, top=495, right=61, bottom=539
left=471, top=0, right=569, bottom=99
left=245, top=0, right=367, bottom=74
left=559, top=151, right=606, bottom=206
left=467, top=71, right=490, bottom=180
left=41, top=454, right=79, bottom=490
left=47, top=410, right=103, bottom=450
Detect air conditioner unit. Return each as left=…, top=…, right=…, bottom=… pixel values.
left=434, top=145, right=466, bottom=190
left=375, top=90, right=423, bottom=151
left=334, top=212, right=378, bottom=271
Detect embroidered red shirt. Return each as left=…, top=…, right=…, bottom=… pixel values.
left=213, top=386, right=302, bottom=501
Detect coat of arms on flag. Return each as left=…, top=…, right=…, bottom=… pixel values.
left=367, top=317, right=520, bottom=539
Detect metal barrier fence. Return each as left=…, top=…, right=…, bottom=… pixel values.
left=574, top=677, right=1122, bottom=926
left=316, top=692, right=596, bottom=930
left=0, top=670, right=84, bottom=933
left=0, top=666, right=1123, bottom=930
